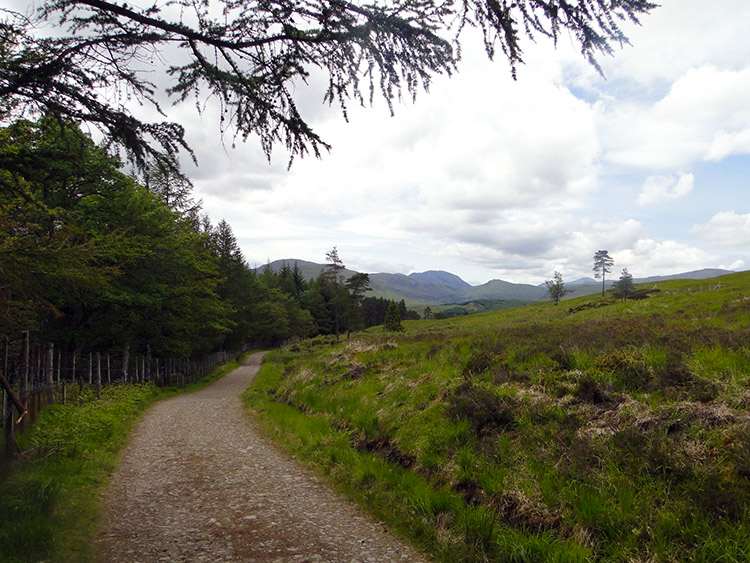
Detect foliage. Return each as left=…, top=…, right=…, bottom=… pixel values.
left=545, top=271, right=567, bottom=305
left=246, top=271, right=750, bottom=561
left=1, top=0, right=656, bottom=167
left=0, top=116, right=320, bottom=354
left=613, top=267, right=634, bottom=301
left=384, top=301, right=404, bottom=332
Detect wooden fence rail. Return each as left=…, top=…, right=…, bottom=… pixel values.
left=1, top=333, right=248, bottom=456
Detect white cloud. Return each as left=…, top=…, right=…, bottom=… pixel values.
left=592, top=0, right=750, bottom=86
left=693, top=211, right=750, bottom=247
left=637, top=173, right=694, bottom=206
left=124, top=0, right=750, bottom=285
left=600, top=66, right=750, bottom=170
left=706, top=129, right=750, bottom=161
left=613, top=239, right=712, bottom=277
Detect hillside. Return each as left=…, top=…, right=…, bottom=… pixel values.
left=258, top=259, right=734, bottom=306
left=246, top=271, right=750, bottom=561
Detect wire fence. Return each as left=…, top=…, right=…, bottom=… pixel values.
left=1, top=333, right=249, bottom=455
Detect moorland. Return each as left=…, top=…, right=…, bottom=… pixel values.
left=245, top=271, right=750, bottom=562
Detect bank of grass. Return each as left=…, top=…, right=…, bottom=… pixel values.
left=244, top=272, right=750, bottom=562
left=0, top=355, right=247, bottom=563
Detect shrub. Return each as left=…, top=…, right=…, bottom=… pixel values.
left=446, top=382, right=516, bottom=435
left=575, top=374, right=610, bottom=404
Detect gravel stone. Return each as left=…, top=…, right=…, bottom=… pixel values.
left=94, top=352, right=426, bottom=562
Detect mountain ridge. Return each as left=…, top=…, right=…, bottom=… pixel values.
left=258, top=260, right=735, bottom=305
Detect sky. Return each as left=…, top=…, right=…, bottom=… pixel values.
left=60, top=1, right=750, bottom=285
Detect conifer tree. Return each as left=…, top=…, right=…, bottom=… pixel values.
left=593, top=250, right=615, bottom=297
left=615, top=267, right=634, bottom=301
left=384, top=301, right=404, bottom=333
left=1, top=0, right=656, bottom=167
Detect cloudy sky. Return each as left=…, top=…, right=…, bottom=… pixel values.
left=176, top=1, right=750, bottom=286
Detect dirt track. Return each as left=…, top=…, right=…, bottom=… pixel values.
left=93, top=351, right=426, bottom=562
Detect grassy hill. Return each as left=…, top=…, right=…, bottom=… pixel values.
left=245, top=272, right=750, bottom=561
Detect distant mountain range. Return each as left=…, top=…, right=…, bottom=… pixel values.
left=258, top=260, right=734, bottom=306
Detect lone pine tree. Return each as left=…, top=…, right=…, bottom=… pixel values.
left=593, top=250, right=615, bottom=297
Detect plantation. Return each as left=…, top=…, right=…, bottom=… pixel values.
left=244, top=272, right=750, bottom=562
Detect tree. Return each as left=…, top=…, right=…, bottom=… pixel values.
left=384, top=301, right=404, bottom=333
left=345, top=272, right=371, bottom=338
left=1, top=1, right=656, bottom=168
left=614, top=267, right=634, bottom=301
left=324, top=246, right=346, bottom=341
left=545, top=271, right=567, bottom=305
left=593, top=250, right=614, bottom=297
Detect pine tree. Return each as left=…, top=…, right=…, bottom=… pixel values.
left=2, top=1, right=656, bottom=167
left=384, top=302, right=404, bottom=333
left=615, top=268, right=635, bottom=301
left=593, top=250, right=615, bottom=297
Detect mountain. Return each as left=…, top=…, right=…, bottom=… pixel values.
left=256, top=259, right=359, bottom=281
left=257, top=260, right=736, bottom=306
left=368, top=273, right=464, bottom=303
left=460, top=279, right=547, bottom=302
left=408, top=270, right=470, bottom=288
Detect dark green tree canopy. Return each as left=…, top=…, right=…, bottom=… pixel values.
left=1, top=0, right=656, bottom=168
left=384, top=300, right=404, bottom=332
left=614, top=266, right=634, bottom=301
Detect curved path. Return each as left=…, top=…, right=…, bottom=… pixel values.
left=94, top=352, right=426, bottom=562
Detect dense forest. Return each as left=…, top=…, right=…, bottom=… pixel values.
left=0, top=117, right=411, bottom=359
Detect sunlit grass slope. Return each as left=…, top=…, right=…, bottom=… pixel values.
left=245, top=272, right=750, bottom=562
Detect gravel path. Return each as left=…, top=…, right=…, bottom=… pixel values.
left=94, top=352, right=427, bottom=562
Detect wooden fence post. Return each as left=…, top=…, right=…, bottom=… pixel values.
left=96, top=352, right=101, bottom=399
left=122, top=343, right=130, bottom=383
left=146, top=345, right=151, bottom=380
left=46, top=342, right=55, bottom=405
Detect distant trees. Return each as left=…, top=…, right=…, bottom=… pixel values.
left=593, top=250, right=615, bottom=297
left=545, top=271, right=567, bottom=305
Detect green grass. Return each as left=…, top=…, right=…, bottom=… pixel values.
left=0, top=355, right=247, bottom=563
left=244, top=272, right=750, bottom=561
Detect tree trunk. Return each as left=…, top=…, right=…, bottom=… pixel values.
left=46, top=342, right=55, bottom=404
left=20, top=331, right=29, bottom=431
